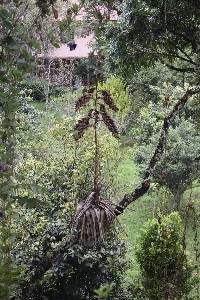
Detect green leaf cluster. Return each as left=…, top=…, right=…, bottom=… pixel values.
left=135, top=212, right=198, bottom=299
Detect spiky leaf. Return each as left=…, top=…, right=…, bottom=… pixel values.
left=75, top=94, right=92, bottom=111
left=74, top=116, right=90, bottom=140
left=100, top=105, right=119, bottom=138
left=101, top=90, right=118, bottom=112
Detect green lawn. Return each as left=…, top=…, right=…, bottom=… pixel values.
left=117, top=151, right=200, bottom=289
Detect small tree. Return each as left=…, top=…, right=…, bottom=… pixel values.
left=153, top=119, right=200, bottom=210
left=135, top=212, right=196, bottom=300
left=134, top=87, right=200, bottom=210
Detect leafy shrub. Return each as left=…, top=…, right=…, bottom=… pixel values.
left=135, top=212, right=197, bottom=299
left=12, top=203, right=127, bottom=300
left=19, top=79, right=46, bottom=101
left=94, top=283, right=115, bottom=299
left=0, top=217, right=22, bottom=299
left=19, top=79, right=66, bottom=101
left=12, top=95, right=127, bottom=299
left=133, top=86, right=200, bottom=209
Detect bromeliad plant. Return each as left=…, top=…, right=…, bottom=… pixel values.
left=72, top=86, right=120, bottom=242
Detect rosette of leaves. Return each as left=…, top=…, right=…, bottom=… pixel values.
left=72, top=87, right=120, bottom=243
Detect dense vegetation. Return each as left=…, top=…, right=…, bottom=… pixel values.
left=0, top=1, right=199, bottom=299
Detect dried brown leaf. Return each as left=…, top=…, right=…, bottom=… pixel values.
left=100, top=105, right=119, bottom=138
left=52, top=7, right=58, bottom=19
left=101, top=90, right=118, bottom=112
left=74, top=116, right=90, bottom=140
left=74, top=109, right=94, bottom=141
left=75, top=94, right=92, bottom=111
left=72, top=193, right=116, bottom=242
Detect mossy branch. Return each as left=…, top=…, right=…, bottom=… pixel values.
left=115, top=87, right=200, bottom=215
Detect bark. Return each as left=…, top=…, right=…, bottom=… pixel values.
left=173, top=190, right=184, bottom=211
left=115, top=87, right=200, bottom=215
left=165, top=64, right=195, bottom=73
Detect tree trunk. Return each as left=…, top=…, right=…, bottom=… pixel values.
left=173, top=188, right=184, bottom=211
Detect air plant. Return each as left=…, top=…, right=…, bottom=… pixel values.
left=72, top=85, right=120, bottom=243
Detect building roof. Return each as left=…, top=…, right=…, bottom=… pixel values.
left=38, top=1, right=118, bottom=60
left=38, top=35, right=94, bottom=60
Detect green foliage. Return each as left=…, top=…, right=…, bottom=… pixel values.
left=125, top=63, right=191, bottom=118
left=0, top=217, right=21, bottom=299
left=100, top=75, right=130, bottom=130
left=94, top=283, right=114, bottom=299
left=133, top=84, right=200, bottom=209
left=0, top=1, right=71, bottom=296
left=36, top=0, right=57, bottom=16
left=135, top=212, right=197, bottom=299
left=19, top=79, right=67, bottom=102
left=14, top=95, right=122, bottom=206
left=19, top=79, right=46, bottom=102
left=9, top=94, right=128, bottom=299
left=101, top=0, right=199, bottom=78
left=14, top=208, right=127, bottom=299
left=0, top=1, right=199, bottom=300
left=0, top=1, right=41, bottom=297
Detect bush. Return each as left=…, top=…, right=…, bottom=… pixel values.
left=13, top=206, right=127, bottom=300
left=19, top=79, right=46, bottom=101
left=12, top=95, right=127, bottom=299
left=19, top=79, right=67, bottom=102
left=135, top=212, right=197, bottom=299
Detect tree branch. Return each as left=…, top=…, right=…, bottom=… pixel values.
left=172, top=53, right=196, bottom=66
left=176, top=47, right=196, bottom=65
left=115, top=87, right=200, bottom=215
left=168, top=29, right=198, bottom=52
left=165, top=64, right=195, bottom=73
left=166, top=40, right=196, bottom=66
left=134, top=47, right=196, bottom=71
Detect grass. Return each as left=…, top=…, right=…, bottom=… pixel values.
left=116, top=151, right=154, bottom=282
left=117, top=150, right=200, bottom=292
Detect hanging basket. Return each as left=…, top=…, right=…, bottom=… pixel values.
left=72, top=192, right=117, bottom=243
